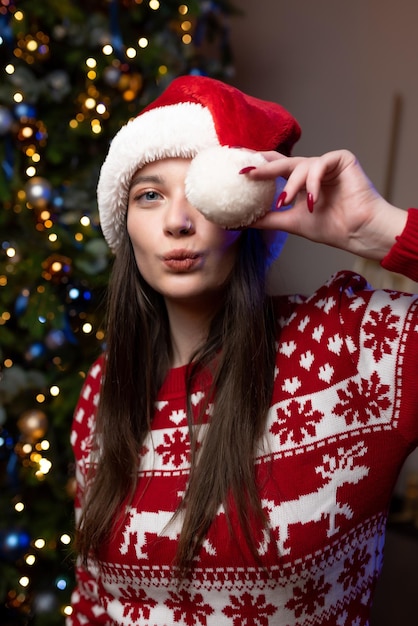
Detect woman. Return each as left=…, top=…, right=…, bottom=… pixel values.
left=68, top=75, right=418, bottom=625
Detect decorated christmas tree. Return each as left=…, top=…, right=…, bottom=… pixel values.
left=0, top=1, right=236, bottom=623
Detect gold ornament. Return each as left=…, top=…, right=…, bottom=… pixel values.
left=17, top=409, right=48, bottom=442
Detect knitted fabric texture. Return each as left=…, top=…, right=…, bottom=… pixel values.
left=68, top=210, right=418, bottom=625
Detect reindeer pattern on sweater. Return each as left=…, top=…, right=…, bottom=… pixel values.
left=69, top=266, right=418, bottom=626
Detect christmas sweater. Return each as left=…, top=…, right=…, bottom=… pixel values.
left=69, top=209, right=418, bottom=626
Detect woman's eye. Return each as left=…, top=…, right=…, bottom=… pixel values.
left=143, top=190, right=159, bottom=201
left=132, top=189, right=161, bottom=204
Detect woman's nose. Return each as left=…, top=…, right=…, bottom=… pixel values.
left=163, top=195, right=195, bottom=237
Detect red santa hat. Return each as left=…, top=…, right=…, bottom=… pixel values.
left=97, top=75, right=301, bottom=253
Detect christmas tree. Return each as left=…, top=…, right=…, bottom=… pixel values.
left=0, top=1, right=237, bottom=623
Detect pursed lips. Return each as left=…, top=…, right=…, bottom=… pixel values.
left=162, top=249, right=202, bottom=271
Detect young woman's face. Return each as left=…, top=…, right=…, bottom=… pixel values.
left=127, top=158, right=242, bottom=306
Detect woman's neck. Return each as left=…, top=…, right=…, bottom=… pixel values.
left=164, top=298, right=219, bottom=368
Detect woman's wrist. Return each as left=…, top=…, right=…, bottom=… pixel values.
left=351, top=201, right=408, bottom=261
left=381, top=208, right=418, bottom=280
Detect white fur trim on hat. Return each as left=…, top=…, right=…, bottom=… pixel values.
left=97, top=102, right=219, bottom=251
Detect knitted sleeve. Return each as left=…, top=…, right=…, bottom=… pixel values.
left=381, top=208, right=418, bottom=281
left=67, top=358, right=108, bottom=625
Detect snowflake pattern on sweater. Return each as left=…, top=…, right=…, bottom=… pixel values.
left=69, top=266, right=418, bottom=625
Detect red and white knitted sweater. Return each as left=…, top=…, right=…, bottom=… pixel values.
left=69, top=210, right=418, bottom=626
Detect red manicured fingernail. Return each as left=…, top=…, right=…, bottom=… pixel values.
left=307, top=193, right=314, bottom=213
left=276, top=191, right=287, bottom=210
left=239, top=166, right=256, bottom=175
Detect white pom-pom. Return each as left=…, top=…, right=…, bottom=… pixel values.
left=185, top=146, right=276, bottom=228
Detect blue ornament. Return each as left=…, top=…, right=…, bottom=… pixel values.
left=25, top=342, right=46, bottom=361
left=67, top=283, right=92, bottom=303
left=14, top=102, right=37, bottom=119
left=0, top=105, right=13, bottom=135
left=0, top=427, right=14, bottom=460
left=68, top=286, right=80, bottom=300
left=63, top=316, right=78, bottom=345
left=24, top=177, right=53, bottom=209
left=52, top=192, right=64, bottom=211
left=33, top=591, right=58, bottom=614
left=55, top=575, right=70, bottom=591
left=45, top=329, right=66, bottom=350
left=6, top=450, right=20, bottom=487
left=0, top=12, right=14, bottom=48
left=0, top=528, right=31, bottom=561
left=14, top=290, right=30, bottom=316
left=103, top=65, right=121, bottom=87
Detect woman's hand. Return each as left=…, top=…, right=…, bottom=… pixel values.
left=244, top=149, right=407, bottom=261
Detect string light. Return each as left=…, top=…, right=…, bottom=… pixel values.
left=0, top=1, right=235, bottom=620
left=85, top=97, right=96, bottom=109
left=56, top=577, right=68, bottom=590
left=37, top=457, right=52, bottom=475
left=181, top=20, right=192, bottom=32
left=27, top=40, right=38, bottom=52
left=91, top=119, right=102, bottom=134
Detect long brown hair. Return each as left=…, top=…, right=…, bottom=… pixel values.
left=76, top=227, right=277, bottom=573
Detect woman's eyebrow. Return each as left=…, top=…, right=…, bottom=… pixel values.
left=129, top=174, right=163, bottom=189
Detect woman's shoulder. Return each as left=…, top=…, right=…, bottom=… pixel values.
left=273, top=268, right=418, bottom=356
left=272, top=270, right=371, bottom=322
left=71, top=354, right=104, bottom=453
left=78, top=355, right=104, bottom=405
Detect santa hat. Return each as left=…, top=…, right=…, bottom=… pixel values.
left=97, top=75, right=301, bottom=253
